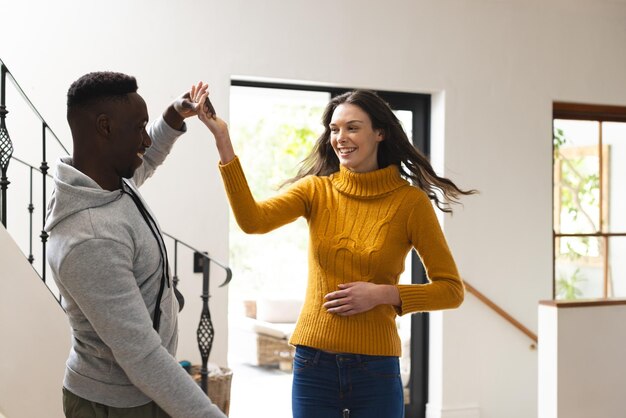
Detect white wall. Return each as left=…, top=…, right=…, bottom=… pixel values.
left=538, top=301, right=626, bottom=418
left=1, top=1, right=626, bottom=417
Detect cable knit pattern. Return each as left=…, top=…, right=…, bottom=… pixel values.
left=219, top=157, right=464, bottom=356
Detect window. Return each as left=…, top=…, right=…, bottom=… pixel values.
left=553, top=102, right=626, bottom=300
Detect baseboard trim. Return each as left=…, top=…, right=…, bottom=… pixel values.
left=426, top=403, right=480, bottom=418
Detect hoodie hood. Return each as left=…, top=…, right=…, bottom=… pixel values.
left=44, top=156, right=123, bottom=232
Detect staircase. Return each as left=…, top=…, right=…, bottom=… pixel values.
left=0, top=225, right=69, bottom=418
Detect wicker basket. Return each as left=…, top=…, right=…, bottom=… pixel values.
left=257, top=334, right=295, bottom=371
left=191, top=365, right=233, bottom=416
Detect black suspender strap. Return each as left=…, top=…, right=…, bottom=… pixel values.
left=121, top=180, right=184, bottom=332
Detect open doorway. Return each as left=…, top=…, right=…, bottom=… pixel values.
left=226, top=82, right=431, bottom=418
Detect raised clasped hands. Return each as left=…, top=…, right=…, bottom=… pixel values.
left=172, top=82, right=209, bottom=119
left=187, top=81, right=235, bottom=164
left=189, top=82, right=230, bottom=140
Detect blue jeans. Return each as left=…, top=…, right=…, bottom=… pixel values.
left=292, top=345, right=404, bottom=418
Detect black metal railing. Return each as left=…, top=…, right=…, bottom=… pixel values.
left=0, top=58, right=232, bottom=392
left=163, top=232, right=232, bottom=392
left=0, top=62, right=14, bottom=227
left=0, top=58, right=68, bottom=285
left=9, top=155, right=51, bottom=274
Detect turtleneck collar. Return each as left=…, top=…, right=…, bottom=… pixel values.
left=330, top=164, right=409, bottom=198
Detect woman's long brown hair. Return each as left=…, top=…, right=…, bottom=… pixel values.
left=285, top=90, right=476, bottom=213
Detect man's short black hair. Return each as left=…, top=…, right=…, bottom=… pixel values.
left=67, top=71, right=138, bottom=108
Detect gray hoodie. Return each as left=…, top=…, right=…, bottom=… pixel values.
left=45, top=116, right=225, bottom=418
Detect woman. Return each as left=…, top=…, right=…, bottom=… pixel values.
left=194, top=85, right=473, bottom=418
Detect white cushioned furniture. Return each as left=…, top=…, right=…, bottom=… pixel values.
left=236, top=298, right=303, bottom=371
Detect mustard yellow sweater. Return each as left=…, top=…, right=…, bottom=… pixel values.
left=219, top=157, right=464, bottom=356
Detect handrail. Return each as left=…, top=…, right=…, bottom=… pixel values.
left=6, top=159, right=53, bottom=285
left=163, top=231, right=232, bottom=287
left=161, top=231, right=231, bottom=392
left=0, top=58, right=68, bottom=154
left=464, top=279, right=538, bottom=348
left=10, top=155, right=50, bottom=175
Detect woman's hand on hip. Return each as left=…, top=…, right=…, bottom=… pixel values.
left=323, top=282, right=401, bottom=316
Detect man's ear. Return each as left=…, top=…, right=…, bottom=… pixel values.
left=96, top=114, right=111, bottom=138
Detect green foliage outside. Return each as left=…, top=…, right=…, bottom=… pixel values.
left=556, top=268, right=586, bottom=300
left=553, top=126, right=600, bottom=299
left=554, top=128, right=600, bottom=234
left=229, top=104, right=323, bottom=301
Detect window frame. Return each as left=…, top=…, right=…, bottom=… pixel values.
left=553, top=102, right=626, bottom=300
left=231, top=79, right=431, bottom=418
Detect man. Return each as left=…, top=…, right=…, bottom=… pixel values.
left=44, top=72, right=225, bottom=418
